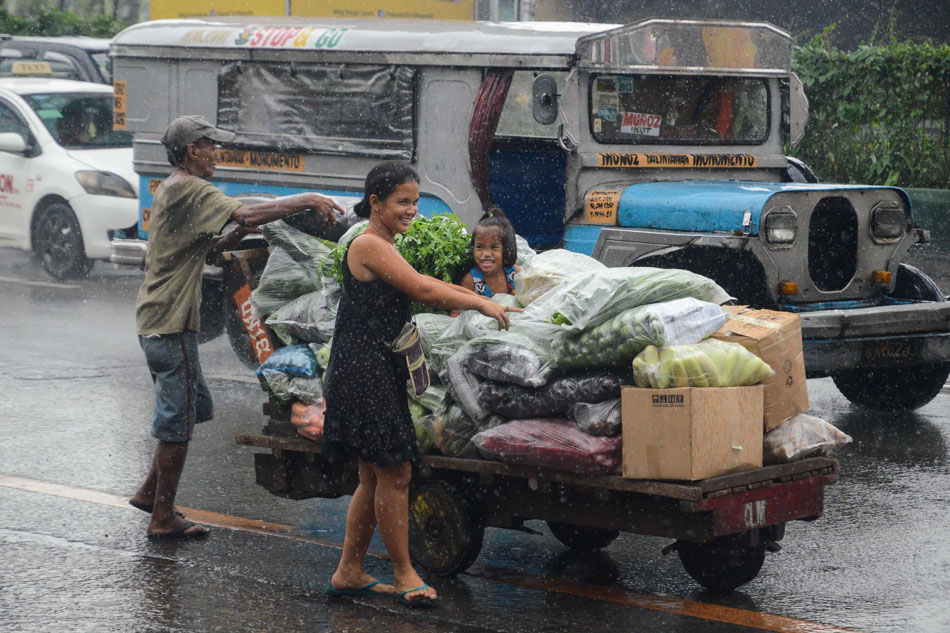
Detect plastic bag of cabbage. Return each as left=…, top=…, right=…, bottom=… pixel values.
left=632, top=339, right=773, bottom=388
left=554, top=298, right=727, bottom=370
left=527, top=266, right=732, bottom=332
left=251, top=246, right=322, bottom=317
left=266, top=288, right=339, bottom=345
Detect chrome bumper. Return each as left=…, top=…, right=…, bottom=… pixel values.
left=801, top=301, right=950, bottom=376
left=109, top=238, right=147, bottom=267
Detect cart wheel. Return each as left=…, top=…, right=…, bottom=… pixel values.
left=546, top=521, right=619, bottom=551
left=676, top=534, right=765, bottom=593
left=408, top=480, right=484, bottom=576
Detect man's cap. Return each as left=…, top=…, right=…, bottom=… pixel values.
left=160, top=115, right=236, bottom=151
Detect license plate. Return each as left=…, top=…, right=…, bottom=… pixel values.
left=861, top=340, right=922, bottom=364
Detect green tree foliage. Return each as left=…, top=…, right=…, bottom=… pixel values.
left=0, top=2, right=127, bottom=38
left=791, top=29, right=950, bottom=188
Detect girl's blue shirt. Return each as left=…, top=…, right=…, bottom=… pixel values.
left=471, top=266, right=516, bottom=298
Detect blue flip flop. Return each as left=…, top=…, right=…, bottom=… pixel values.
left=393, top=584, right=437, bottom=608
left=326, top=580, right=390, bottom=597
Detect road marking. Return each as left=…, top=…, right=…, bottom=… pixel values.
left=0, top=275, right=78, bottom=290
left=2, top=474, right=860, bottom=633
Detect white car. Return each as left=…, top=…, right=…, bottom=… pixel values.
left=0, top=77, right=138, bottom=279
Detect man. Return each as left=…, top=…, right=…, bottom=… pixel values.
left=130, top=115, right=343, bottom=539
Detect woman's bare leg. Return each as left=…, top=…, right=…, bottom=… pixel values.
left=331, top=459, right=393, bottom=593
left=372, top=462, right=437, bottom=602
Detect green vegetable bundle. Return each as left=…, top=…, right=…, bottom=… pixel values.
left=632, top=339, right=773, bottom=388
left=554, top=298, right=726, bottom=370
left=322, top=213, right=471, bottom=284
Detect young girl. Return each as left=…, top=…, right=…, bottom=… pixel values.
left=321, top=162, right=518, bottom=607
left=459, top=207, right=520, bottom=298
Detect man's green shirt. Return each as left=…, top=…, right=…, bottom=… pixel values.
left=135, top=176, right=242, bottom=336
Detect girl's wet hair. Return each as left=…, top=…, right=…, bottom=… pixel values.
left=470, top=206, right=517, bottom=268
left=354, top=161, right=420, bottom=219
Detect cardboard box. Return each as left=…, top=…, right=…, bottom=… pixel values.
left=621, top=385, right=764, bottom=481
left=713, top=306, right=809, bottom=431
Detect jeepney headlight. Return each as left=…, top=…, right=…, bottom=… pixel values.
left=870, top=202, right=906, bottom=241
left=763, top=206, right=798, bottom=246
left=75, top=170, right=137, bottom=198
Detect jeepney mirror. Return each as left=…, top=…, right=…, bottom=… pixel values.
left=533, top=74, right=559, bottom=125
left=788, top=72, right=809, bottom=147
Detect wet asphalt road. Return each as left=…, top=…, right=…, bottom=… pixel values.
left=1, top=249, right=949, bottom=633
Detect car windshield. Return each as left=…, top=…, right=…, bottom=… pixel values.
left=24, top=92, right=132, bottom=148
left=90, top=52, right=112, bottom=83
left=590, top=74, right=769, bottom=145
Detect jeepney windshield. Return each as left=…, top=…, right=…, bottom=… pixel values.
left=590, top=74, right=769, bottom=145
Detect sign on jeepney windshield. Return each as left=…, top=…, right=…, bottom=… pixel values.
left=215, top=149, right=305, bottom=172
left=597, top=153, right=758, bottom=169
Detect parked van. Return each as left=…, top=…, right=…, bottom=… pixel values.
left=110, top=17, right=950, bottom=410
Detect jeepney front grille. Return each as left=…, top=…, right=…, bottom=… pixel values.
left=808, top=197, right=858, bottom=291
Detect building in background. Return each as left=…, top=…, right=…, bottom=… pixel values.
left=147, top=0, right=533, bottom=21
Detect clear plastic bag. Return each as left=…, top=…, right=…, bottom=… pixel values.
left=455, top=330, right=558, bottom=389
left=418, top=404, right=504, bottom=458
left=472, top=418, right=622, bottom=475
left=290, top=399, right=325, bottom=441
left=514, top=234, right=537, bottom=269
left=514, top=249, right=605, bottom=306
left=526, top=267, right=732, bottom=332
left=260, top=218, right=336, bottom=268
left=763, top=413, right=852, bottom=464
left=555, top=298, right=727, bottom=370
left=567, top=399, right=622, bottom=437
left=479, top=372, right=624, bottom=419
left=259, top=368, right=323, bottom=405
left=255, top=343, right=318, bottom=378
left=251, top=247, right=321, bottom=317
left=632, top=339, right=774, bottom=388
left=266, top=287, right=340, bottom=345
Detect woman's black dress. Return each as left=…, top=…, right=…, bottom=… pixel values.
left=321, top=239, right=421, bottom=467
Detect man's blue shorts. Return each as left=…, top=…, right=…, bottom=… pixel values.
left=139, top=331, right=213, bottom=443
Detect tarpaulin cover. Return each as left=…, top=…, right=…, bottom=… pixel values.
left=218, top=62, right=415, bottom=158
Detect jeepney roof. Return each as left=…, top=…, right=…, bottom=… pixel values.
left=111, top=17, right=616, bottom=57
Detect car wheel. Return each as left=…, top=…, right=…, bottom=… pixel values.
left=33, top=201, right=92, bottom=280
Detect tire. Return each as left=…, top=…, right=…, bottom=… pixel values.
left=547, top=521, right=619, bottom=551
left=676, top=534, right=765, bottom=593
left=832, top=363, right=950, bottom=411
left=33, top=201, right=92, bottom=280
left=832, top=264, right=949, bottom=411
left=408, top=480, right=484, bottom=576
left=225, top=299, right=262, bottom=369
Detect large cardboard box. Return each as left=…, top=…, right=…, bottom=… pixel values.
left=713, top=306, right=809, bottom=431
left=621, top=385, right=764, bottom=481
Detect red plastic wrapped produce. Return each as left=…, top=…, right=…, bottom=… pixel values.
left=472, top=418, right=621, bottom=475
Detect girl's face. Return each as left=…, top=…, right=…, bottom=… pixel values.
left=372, top=181, right=419, bottom=234
left=473, top=226, right=505, bottom=274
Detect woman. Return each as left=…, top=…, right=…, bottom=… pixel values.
left=322, top=161, right=517, bottom=607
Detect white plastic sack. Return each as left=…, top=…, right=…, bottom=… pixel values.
left=763, top=414, right=852, bottom=464
left=514, top=249, right=605, bottom=306
left=266, top=286, right=340, bottom=345
left=526, top=267, right=732, bottom=332
left=251, top=247, right=321, bottom=317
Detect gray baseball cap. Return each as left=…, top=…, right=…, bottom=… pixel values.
left=160, top=114, right=236, bottom=151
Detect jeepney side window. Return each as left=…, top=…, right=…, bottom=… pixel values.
left=589, top=74, right=769, bottom=145
left=217, top=62, right=415, bottom=159
left=495, top=71, right=566, bottom=139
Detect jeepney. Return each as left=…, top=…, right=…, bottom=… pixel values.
left=109, top=17, right=950, bottom=410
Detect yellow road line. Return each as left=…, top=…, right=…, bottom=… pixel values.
left=1, top=474, right=858, bottom=633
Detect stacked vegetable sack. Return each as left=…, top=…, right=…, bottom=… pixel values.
left=250, top=214, right=775, bottom=475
